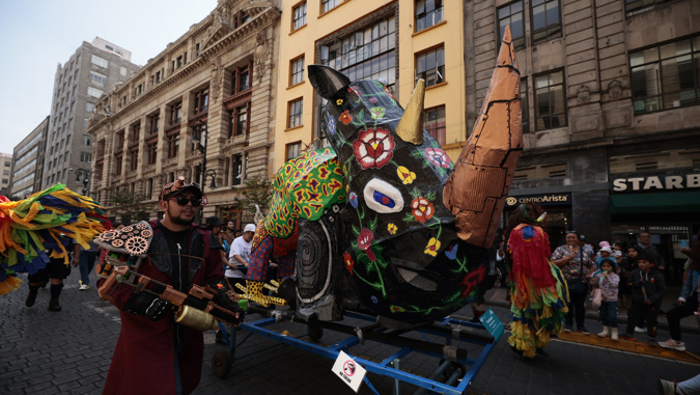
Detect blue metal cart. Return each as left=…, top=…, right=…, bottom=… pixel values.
left=212, top=308, right=500, bottom=395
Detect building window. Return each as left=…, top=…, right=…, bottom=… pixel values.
left=194, top=88, right=209, bottom=115
left=630, top=35, right=700, bottom=113
left=231, top=155, right=242, bottom=186
left=534, top=70, right=566, bottom=130
left=498, top=1, right=525, bottom=50
left=424, top=106, right=446, bottom=145
left=415, top=0, right=443, bottom=32
left=170, top=102, right=182, bottom=125
left=239, top=67, right=250, bottom=92
left=531, top=0, right=561, bottom=45
left=130, top=122, right=140, bottom=143
left=155, top=71, right=161, bottom=83
left=86, top=103, right=95, bottom=113
left=286, top=142, right=302, bottom=161
left=91, top=55, right=108, bottom=68
left=321, top=0, right=338, bottom=14
left=89, top=71, right=107, bottom=85
left=80, top=152, right=92, bottom=163
left=87, top=87, right=103, bottom=98
left=290, top=56, right=305, bottom=86
left=521, top=78, right=530, bottom=133
left=130, top=150, right=139, bottom=171
left=288, top=98, right=303, bottom=129
left=320, top=17, right=397, bottom=87
left=176, top=56, right=183, bottom=69
left=416, top=46, right=445, bottom=87
left=120, top=66, right=127, bottom=76
left=167, top=133, right=179, bottom=159
left=148, top=142, right=158, bottom=164
left=148, top=112, right=160, bottom=135
left=292, top=2, right=307, bottom=31
left=115, top=156, right=123, bottom=175
left=236, top=105, right=248, bottom=136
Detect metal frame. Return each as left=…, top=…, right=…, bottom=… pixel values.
left=215, top=309, right=498, bottom=395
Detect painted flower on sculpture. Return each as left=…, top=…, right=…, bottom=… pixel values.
left=424, top=237, right=441, bottom=257
left=410, top=197, right=434, bottom=224
left=336, top=98, right=344, bottom=106
left=390, top=305, right=406, bottom=313
left=369, top=107, right=386, bottom=119
left=349, top=192, right=358, bottom=208
left=425, top=148, right=452, bottom=169
left=348, top=86, right=362, bottom=98
left=343, top=251, right=354, bottom=275
left=339, top=110, right=353, bottom=125
left=357, top=228, right=376, bottom=262
left=326, top=116, right=336, bottom=135
left=396, top=166, right=416, bottom=185
left=387, top=223, right=397, bottom=235
left=369, top=97, right=378, bottom=104
left=352, top=127, right=395, bottom=169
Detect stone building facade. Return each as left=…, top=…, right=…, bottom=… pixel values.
left=9, top=116, right=49, bottom=199
left=465, top=0, right=700, bottom=283
left=87, top=0, right=281, bottom=228
left=42, top=38, right=139, bottom=194
left=0, top=153, right=12, bottom=197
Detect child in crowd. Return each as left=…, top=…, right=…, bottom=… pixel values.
left=595, top=246, right=616, bottom=270
left=590, top=258, right=620, bottom=340
left=620, top=249, right=666, bottom=342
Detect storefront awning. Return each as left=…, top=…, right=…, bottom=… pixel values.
left=609, top=190, right=700, bottom=214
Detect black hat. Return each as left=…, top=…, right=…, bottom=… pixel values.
left=204, top=216, right=225, bottom=229
left=635, top=248, right=653, bottom=264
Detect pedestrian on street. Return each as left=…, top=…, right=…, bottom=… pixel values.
left=620, top=249, right=665, bottom=343
left=78, top=240, right=99, bottom=290
left=505, top=204, right=568, bottom=359
left=552, top=231, right=594, bottom=333
left=590, top=258, right=620, bottom=340
left=659, top=373, right=700, bottom=395
left=658, top=230, right=700, bottom=352
left=100, top=176, right=240, bottom=395
left=25, top=235, right=80, bottom=311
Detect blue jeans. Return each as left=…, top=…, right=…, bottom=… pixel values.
left=79, top=251, right=98, bottom=285
left=599, top=301, right=618, bottom=328
left=678, top=374, right=700, bottom=394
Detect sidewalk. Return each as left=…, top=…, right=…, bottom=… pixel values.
left=485, top=284, right=700, bottom=333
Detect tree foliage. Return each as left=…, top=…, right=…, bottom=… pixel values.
left=234, top=175, right=273, bottom=217
left=110, top=190, right=155, bottom=225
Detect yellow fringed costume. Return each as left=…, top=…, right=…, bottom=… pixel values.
left=0, top=184, right=111, bottom=295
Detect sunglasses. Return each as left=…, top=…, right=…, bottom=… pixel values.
left=172, top=197, right=201, bottom=207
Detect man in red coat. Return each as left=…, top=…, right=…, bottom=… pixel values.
left=102, top=177, right=228, bottom=395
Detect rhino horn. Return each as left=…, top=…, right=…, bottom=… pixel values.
left=395, top=79, right=425, bottom=145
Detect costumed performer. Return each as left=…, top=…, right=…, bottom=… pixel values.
left=0, top=184, right=110, bottom=296
left=98, top=177, right=239, bottom=395
left=506, top=203, right=568, bottom=358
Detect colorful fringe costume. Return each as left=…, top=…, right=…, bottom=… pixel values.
left=0, top=184, right=111, bottom=295
left=507, top=223, right=569, bottom=358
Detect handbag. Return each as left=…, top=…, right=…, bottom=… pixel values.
left=591, top=288, right=602, bottom=309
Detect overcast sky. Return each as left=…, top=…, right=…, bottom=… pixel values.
left=0, top=0, right=218, bottom=155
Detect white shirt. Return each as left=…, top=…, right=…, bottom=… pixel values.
left=226, top=236, right=252, bottom=278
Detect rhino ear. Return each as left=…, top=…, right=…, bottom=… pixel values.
left=308, top=65, right=352, bottom=100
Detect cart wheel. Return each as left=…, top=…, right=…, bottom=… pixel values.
left=308, top=322, right=323, bottom=341
left=212, top=350, right=233, bottom=378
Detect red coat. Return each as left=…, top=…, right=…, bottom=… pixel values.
left=102, top=220, right=224, bottom=395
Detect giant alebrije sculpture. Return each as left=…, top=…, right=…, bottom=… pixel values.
left=245, top=27, right=523, bottom=325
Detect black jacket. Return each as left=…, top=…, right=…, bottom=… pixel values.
left=626, top=268, right=665, bottom=306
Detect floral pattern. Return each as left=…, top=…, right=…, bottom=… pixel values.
left=387, top=223, right=397, bottom=235
left=343, top=251, right=354, bottom=275
left=370, top=107, right=385, bottom=119
left=425, top=148, right=452, bottom=168
left=396, top=166, right=416, bottom=185
left=339, top=110, right=353, bottom=125
left=424, top=237, right=441, bottom=256
left=357, top=228, right=376, bottom=262
left=336, top=98, right=344, bottom=106
left=410, top=197, right=434, bottom=224
left=349, top=192, right=358, bottom=208
left=352, top=127, right=395, bottom=169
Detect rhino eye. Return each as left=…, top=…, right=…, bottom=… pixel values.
left=363, top=178, right=403, bottom=214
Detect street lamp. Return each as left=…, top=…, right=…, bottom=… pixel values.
left=74, top=168, right=92, bottom=196
left=191, top=118, right=208, bottom=188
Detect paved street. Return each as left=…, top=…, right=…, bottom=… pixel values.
left=1, top=269, right=699, bottom=395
